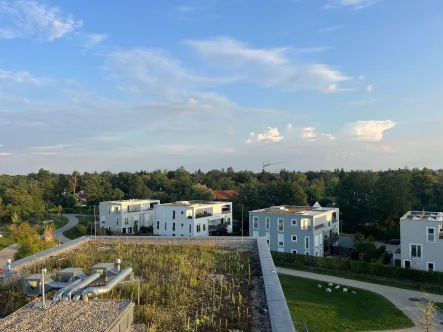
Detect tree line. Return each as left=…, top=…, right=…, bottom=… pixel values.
left=1, top=167, right=442, bottom=240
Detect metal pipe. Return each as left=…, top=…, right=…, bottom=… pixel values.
left=80, top=267, right=133, bottom=302
left=115, top=258, right=121, bottom=272
left=48, top=281, right=69, bottom=289
left=68, top=272, right=101, bottom=301
left=41, top=269, right=47, bottom=310
left=7, top=259, right=11, bottom=272
left=52, top=279, right=83, bottom=301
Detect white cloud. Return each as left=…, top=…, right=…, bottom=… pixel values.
left=29, top=144, right=70, bottom=150
left=185, top=37, right=350, bottom=91
left=0, top=0, right=83, bottom=41
left=323, top=0, right=381, bottom=10
left=285, top=123, right=293, bottom=130
left=0, top=152, right=11, bottom=156
left=366, top=84, right=373, bottom=92
left=0, top=69, right=42, bottom=84
left=318, top=25, right=342, bottom=33
left=344, top=120, right=396, bottom=141
left=320, top=83, right=338, bottom=93
left=246, top=127, right=283, bottom=143
left=301, top=127, right=317, bottom=141
left=81, top=33, right=107, bottom=50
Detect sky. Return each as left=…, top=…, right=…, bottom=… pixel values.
left=0, top=0, right=443, bottom=174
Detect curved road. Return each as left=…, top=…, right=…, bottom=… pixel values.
left=277, top=267, right=443, bottom=332
left=0, top=243, right=20, bottom=267
left=53, top=214, right=79, bottom=244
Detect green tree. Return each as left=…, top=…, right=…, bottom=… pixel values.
left=188, top=184, right=215, bottom=201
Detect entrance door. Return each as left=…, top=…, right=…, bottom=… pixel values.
left=129, top=227, right=133, bottom=234
left=122, top=227, right=127, bottom=234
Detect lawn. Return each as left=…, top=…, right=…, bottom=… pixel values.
left=277, top=264, right=443, bottom=296
left=63, top=216, right=96, bottom=240
left=0, top=236, right=15, bottom=250
left=279, top=274, right=414, bottom=332
left=76, top=215, right=95, bottom=225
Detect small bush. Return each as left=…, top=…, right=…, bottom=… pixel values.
left=77, top=224, right=88, bottom=235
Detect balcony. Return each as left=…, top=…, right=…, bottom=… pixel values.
left=195, top=212, right=212, bottom=219
left=315, top=223, right=325, bottom=230
left=222, top=208, right=231, bottom=214
left=332, top=218, right=338, bottom=224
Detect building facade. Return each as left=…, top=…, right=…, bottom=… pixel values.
left=400, top=211, right=443, bottom=272
left=249, top=204, right=340, bottom=256
left=154, top=201, right=233, bottom=237
left=99, top=199, right=160, bottom=234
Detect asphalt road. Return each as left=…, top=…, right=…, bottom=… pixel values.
left=0, top=243, right=19, bottom=267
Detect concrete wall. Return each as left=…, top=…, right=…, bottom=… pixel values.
left=400, top=219, right=443, bottom=271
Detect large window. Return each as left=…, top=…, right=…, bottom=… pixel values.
left=301, top=218, right=310, bottom=230
left=278, top=219, right=284, bottom=232
left=203, top=224, right=206, bottom=231
left=197, top=224, right=201, bottom=233
left=427, top=262, right=435, bottom=272
left=116, top=218, right=119, bottom=225
left=172, top=223, right=176, bottom=231
left=278, top=233, right=284, bottom=247
left=427, top=227, right=436, bottom=242
left=173, top=211, right=176, bottom=220
left=305, top=236, right=310, bottom=250
left=265, top=218, right=270, bottom=231
left=124, top=217, right=129, bottom=225
left=164, top=222, right=167, bottom=231
left=253, top=217, right=259, bottom=229
left=156, top=221, right=159, bottom=230
left=410, top=244, right=422, bottom=259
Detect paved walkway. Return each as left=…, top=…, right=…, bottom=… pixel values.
left=53, top=214, right=79, bottom=244
left=277, top=267, right=443, bottom=332
left=0, top=243, right=19, bottom=267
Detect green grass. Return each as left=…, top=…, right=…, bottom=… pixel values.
left=277, top=264, right=443, bottom=296
left=279, top=274, right=414, bottom=332
left=63, top=227, right=83, bottom=240
left=75, top=215, right=95, bottom=225
left=0, top=236, right=15, bottom=250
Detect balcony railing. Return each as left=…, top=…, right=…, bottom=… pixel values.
left=195, top=212, right=212, bottom=219
left=332, top=218, right=338, bottom=223
left=222, top=209, right=231, bottom=214
left=315, top=223, right=325, bottom=230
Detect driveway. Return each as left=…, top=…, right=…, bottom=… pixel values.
left=53, top=214, right=79, bottom=244
left=0, top=243, right=19, bottom=267
left=277, top=267, right=443, bottom=332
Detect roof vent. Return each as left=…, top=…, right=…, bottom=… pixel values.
left=269, top=206, right=288, bottom=211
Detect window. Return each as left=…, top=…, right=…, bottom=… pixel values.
left=116, top=217, right=119, bottom=225
left=173, top=211, right=176, bottom=219
left=134, top=220, right=138, bottom=224
left=278, top=219, right=284, bottom=232
left=265, top=232, right=270, bottom=245
left=410, top=244, right=422, bottom=259
left=301, top=218, right=310, bottom=230
left=305, top=236, right=310, bottom=250
left=226, top=217, right=231, bottom=225
left=404, top=260, right=411, bottom=269
left=108, top=207, right=111, bottom=214
left=124, top=217, right=129, bottom=225
left=102, top=220, right=105, bottom=224
left=427, top=262, right=435, bottom=272
left=197, top=224, right=201, bottom=233
left=181, top=223, right=184, bottom=228
left=108, top=227, right=111, bottom=231
left=265, top=218, right=270, bottom=230
left=278, top=233, right=284, bottom=247
left=164, top=222, right=167, bottom=231
left=156, top=221, right=159, bottom=230
left=181, top=211, right=184, bottom=215
left=291, top=235, right=297, bottom=242
left=291, top=219, right=297, bottom=226
left=203, top=224, right=206, bottom=231
left=189, top=224, right=191, bottom=233
left=427, top=227, right=436, bottom=243
left=291, top=250, right=297, bottom=254
left=253, top=217, right=259, bottom=229
left=173, top=223, right=176, bottom=231
left=305, top=251, right=310, bottom=256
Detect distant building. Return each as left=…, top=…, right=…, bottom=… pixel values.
left=154, top=201, right=233, bottom=237
left=213, top=190, right=239, bottom=201
left=99, top=199, right=160, bottom=234
left=249, top=204, right=339, bottom=256
left=399, top=211, right=443, bottom=272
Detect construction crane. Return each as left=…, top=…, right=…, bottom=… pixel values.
left=262, top=160, right=284, bottom=170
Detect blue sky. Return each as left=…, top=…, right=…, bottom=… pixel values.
left=1, top=0, right=443, bottom=174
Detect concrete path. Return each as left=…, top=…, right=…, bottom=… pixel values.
left=277, top=267, right=443, bottom=332
left=0, top=243, right=19, bottom=267
left=53, top=214, right=79, bottom=244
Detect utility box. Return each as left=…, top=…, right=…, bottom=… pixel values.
left=91, top=263, right=119, bottom=282
left=55, top=268, right=86, bottom=283
left=22, top=274, right=54, bottom=297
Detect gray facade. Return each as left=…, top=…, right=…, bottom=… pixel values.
left=249, top=205, right=339, bottom=256
left=400, top=211, right=443, bottom=272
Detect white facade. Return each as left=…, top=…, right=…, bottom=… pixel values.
left=154, top=201, right=233, bottom=237
left=400, top=211, right=443, bottom=272
left=99, top=199, right=160, bottom=234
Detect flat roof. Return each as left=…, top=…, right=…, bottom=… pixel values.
left=0, top=300, right=132, bottom=332
left=101, top=199, right=159, bottom=204
left=160, top=200, right=231, bottom=207
left=401, top=211, right=443, bottom=221
left=250, top=205, right=338, bottom=215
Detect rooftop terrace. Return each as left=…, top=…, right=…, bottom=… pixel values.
left=251, top=205, right=337, bottom=215
left=160, top=200, right=231, bottom=207
left=401, top=211, right=443, bottom=221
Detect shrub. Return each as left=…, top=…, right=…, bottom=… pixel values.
left=77, top=224, right=88, bottom=235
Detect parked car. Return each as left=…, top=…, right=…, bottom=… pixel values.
left=385, top=239, right=400, bottom=245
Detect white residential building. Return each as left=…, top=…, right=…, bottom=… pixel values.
left=399, top=211, right=443, bottom=272
left=99, top=199, right=160, bottom=234
left=249, top=203, right=340, bottom=256
left=154, top=201, right=233, bottom=237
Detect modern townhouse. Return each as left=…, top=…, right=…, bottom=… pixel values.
left=154, top=200, right=233, bottom=237
left=399, top=211, right=443, bottom=272
left=99, top=199, right=160, bottom=234
left=249, top=203, right=340, bottom=256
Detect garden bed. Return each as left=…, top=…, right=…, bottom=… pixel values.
left=2, top=240, right=271, bottom=332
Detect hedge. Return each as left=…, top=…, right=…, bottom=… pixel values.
left=271, top=251, right=443, bottom=285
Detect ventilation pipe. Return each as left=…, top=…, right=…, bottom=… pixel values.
left=68, top=272, right=101, bottom=301
left=80, top=267, right=133, bottom=302
left=52, top=279, right=83, bottom=301
left=7, top=259, right=11, bottom=272
left=115, top=258, right=121, bottom=272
